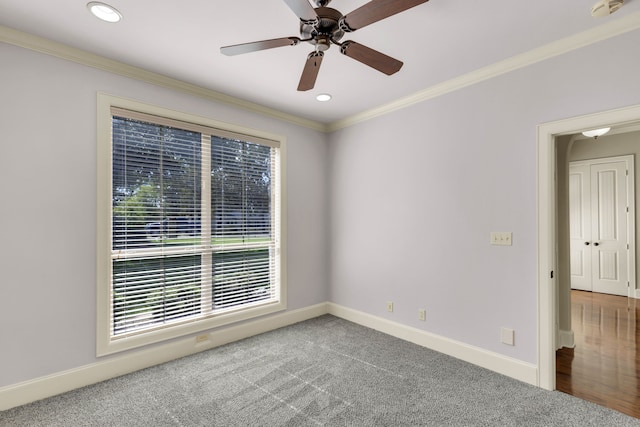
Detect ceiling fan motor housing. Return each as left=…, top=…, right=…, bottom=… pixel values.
left=300, top=7, right=345, bottom=49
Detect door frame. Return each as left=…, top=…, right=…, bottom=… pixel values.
left=537, top=103, right=640, bottom=390
left=569, top=155, right=636, bottom=296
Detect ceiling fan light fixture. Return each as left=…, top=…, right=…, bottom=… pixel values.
left=316, top=93, right=332, bottom=102
left=87, top=2, right=122, bottom=23
left=582, top=127, right=611, bottom=138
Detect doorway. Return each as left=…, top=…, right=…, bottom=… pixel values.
left=537, top=104, right=640, bottom=391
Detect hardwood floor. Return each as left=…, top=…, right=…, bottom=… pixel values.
left=556, top=290, right=640, bottom=418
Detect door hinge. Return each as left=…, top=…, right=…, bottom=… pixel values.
left=550, top=270, right=554, bottom=279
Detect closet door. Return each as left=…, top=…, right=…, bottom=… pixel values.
left=569, top=158, right=631, bottom=297
left=569, top=164, right=592, bottom=291
left=590, top=161, right=629, bottom=296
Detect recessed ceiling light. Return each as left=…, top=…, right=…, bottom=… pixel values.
left=87, top=2, right=122, bottom=23
left=316, top=93, right=332, bottom=102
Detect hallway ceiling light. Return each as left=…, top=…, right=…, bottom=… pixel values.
left=87, top=2, right=122, bottom=23
left=316, top=93, right=332, bottom=102
left=581, top=127, right=611, bottom=138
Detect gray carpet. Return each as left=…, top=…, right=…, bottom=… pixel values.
left=2, top=315, right=639, bottom=427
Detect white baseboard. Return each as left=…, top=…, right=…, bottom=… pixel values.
left=2, top=301, right=541, bottom=411
left=557, top=329, right=576, bottom=349
left=0, top=303, right=328, bottom=411
left=327, top=303, right=538, bottom=386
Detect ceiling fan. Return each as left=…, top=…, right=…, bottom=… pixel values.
left=220, top=0, right=429, bottom=91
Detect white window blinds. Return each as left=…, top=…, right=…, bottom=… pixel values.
left=109, top=108, right=281, bottom=339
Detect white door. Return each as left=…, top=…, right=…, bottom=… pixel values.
left=569, top=156, right=634, bottom=296
left=569, top=165, right=591, bottom=291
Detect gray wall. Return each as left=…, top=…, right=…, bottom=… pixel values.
left=2, top=24, right=640, bottom=389
left=328, top=29, right=640, bottom=364
left=0, top=42, right=329, bottom=387
left=556, top=135, right=573, bottom=338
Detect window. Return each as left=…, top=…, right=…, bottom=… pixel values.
left=97, top=94, right=285, bottom=355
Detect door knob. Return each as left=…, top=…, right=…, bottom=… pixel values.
left=593, top=242, right=600, bottom=246
left=584, top=242, right=590, bottom=245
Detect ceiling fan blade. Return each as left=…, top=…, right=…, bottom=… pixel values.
left=283, top=0, right=318, bottom=22
left=342, top=0, right=429, bottom=31
left=340, top=41, right=403, bottom=75
left=298, top=51, right=324, bottom=91
left=221, top=37, right=301, bottom=56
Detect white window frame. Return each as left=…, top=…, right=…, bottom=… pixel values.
left=96, top=93, right=287, bottom=356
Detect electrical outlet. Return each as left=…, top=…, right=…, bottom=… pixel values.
left=418, top=309, right=426, bottom=321
left=501, top=327, right=515, bottom=346
left=491, top=231, right=513, bottom=246
left=195, top=334, right=210, bottom=344
left=387, top=301, right=394, bottom=312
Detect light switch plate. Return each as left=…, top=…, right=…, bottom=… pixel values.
left=491, top=232, right=512, bottom=246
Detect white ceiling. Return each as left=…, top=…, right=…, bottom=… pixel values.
left=1, top=0, right=640, bottom=125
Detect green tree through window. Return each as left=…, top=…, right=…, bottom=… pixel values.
left=109, top=113, right=280, bottom=337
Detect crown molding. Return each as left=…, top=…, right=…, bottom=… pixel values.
left=3, top=10, right=640, bottom=134
left=0, top=25, right=328, bottom=133
left=327, top=10, right=640, bottom=132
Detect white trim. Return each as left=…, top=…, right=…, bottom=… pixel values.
left=0, top=303, right=328, bottom=412
left=328, top=10, right=640, bottom=132
left=4, top=10, right=640, bottom=133
left=537, top=103, right=640, bottom=391
left=557, top=329, right=575, bottom=349
left=327, top=303, right=538, bottom=386
left=570, top=155, right=634, bottom=167
left=626, top=156, right=637, bottom=297
left=537, top=124, right=556, bottom=390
